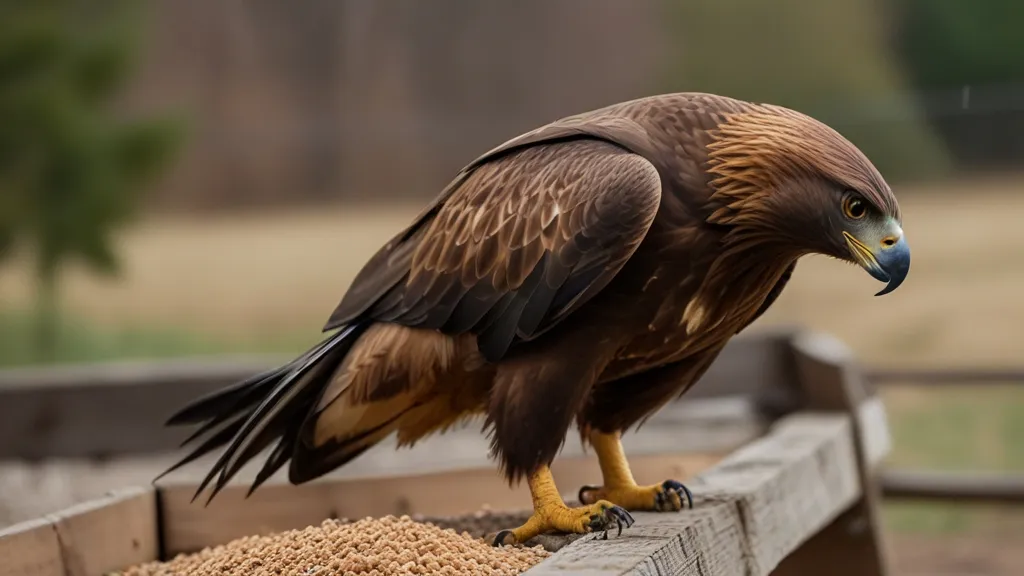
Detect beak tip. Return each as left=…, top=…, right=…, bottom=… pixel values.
left=874, top=283, right=898, bottom=297
left=873, top=250, right=910, bottom=297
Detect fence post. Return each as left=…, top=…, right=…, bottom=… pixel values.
left=770, top=331, right=891, bottom=576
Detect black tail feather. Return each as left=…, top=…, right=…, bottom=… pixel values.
left=205, top=371, right=328, bottom=503
left=247, top=427, right=298, bottom=498
left=152, top=415, right=247, bottom=484
left=177, top=410, right=244, bottom=449
left=164, top=334, right=344, bottom=428
left=156, top=323, right=368, bottom=503
left=164, top=365, right=290, bottom=426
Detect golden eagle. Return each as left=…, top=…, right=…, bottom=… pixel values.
left=158, top=93, right=909, bottom=545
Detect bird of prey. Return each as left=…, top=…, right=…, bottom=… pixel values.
left=158, top=92, right=910, bottom=546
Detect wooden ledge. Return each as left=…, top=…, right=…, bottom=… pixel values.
left=526, top=412, right=875, bottom=575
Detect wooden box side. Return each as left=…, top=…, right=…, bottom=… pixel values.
left=0, top=487, right=157, bottom=576
left=0, top=517, right=64, bottom=576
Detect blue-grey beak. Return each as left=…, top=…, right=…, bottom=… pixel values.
left=842, top=226, right=911, bottom=296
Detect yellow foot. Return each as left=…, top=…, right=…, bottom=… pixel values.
left=578, top=480, right=694, bottom=512
left=492, top=500, right=635, bottom=546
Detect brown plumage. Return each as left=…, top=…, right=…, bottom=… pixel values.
left=160, top=92, right=909, bottom=543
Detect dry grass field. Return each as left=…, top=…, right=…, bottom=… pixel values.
left=2, top=175, right=1024, bottom=573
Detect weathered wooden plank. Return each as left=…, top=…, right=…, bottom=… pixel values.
left=47, top=488, right=158, bottom=576
left=0, top=328, right=793, bottom=461
left=525, top=413, right=862, bottom=576
left=0, top=518, right=64, bottom=576
left=772, top=330, right=891, bottom=576
left=158, top=452, right=723, bottom=557
left=0, top=488, right=157, bottom=576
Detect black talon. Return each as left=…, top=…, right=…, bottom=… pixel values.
left=609, top=505, right=633, bottom=535
left=492, top=529, right=514, bottom=547
left=661, top=479, right=695, bottom=510
left=588, top=504, right=634, bottom=539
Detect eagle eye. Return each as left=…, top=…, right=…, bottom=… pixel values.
left=842, top=193, right=867, bottom=220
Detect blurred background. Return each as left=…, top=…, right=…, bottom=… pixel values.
left=1, top=0, right=1022, bottom=573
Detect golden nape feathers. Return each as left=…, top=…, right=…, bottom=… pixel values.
left=159, top=92, right=908, bottom=545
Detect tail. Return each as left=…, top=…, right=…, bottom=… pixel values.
left=156, top=322, right=369, bottom=504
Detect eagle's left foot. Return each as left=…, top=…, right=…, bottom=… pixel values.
left=578, top=479, right=694, bottom=512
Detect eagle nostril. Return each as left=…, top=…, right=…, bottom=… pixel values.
left=881, top=236, right=898, bottom=248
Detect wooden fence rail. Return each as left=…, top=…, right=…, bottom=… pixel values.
left=867, top=367, right=1024, bottom=386
left=880, top=470, right=1024, bottom=504
left=864, top=367, right=1024, bottom=504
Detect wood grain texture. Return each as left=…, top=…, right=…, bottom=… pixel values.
left=0, top=488, right=157, bottom=576
left=48, top=488, right=158, bottom=576
left=0, top=518, right=63, bottom=576
left=525, top=413, right=865, bottom=576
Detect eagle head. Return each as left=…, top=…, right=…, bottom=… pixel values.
left=704, top=103, right=910, bottom=296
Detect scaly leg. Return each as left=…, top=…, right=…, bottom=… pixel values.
left=577, top=430, right=694, bottom=512
left=492, top=466, right=635, bottom=546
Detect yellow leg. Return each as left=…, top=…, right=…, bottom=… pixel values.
left=578, top=430, right=694, bottom=512
left=492, top=466, right=635, bottom=546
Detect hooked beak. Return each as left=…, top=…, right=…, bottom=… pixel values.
left=843, top=226, right=910, bottom=296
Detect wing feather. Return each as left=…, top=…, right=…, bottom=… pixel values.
left=324, top=115, right=661, bottom=328
left=363, top=140, right=661, bottom=361
left=320, top=115, right=663, bottom=362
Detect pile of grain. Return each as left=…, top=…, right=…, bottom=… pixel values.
left=118, top=515, right=550, bottom=576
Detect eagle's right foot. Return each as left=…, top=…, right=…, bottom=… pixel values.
left=492, top=499, right=635, bottom=546
left=491, top=466, right=635, bottom=546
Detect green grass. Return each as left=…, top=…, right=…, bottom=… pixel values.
left=0, top=308, right=317, bottom=368
left=880, top=386, right=1024, bottom=535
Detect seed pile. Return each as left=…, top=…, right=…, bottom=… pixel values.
left=117, top=515, right=551, bottom=576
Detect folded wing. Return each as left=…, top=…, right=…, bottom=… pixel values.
left=329, top=137, right=663, bottom=362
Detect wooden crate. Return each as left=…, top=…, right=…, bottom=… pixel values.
left=0, top=329, right=894, bottom=575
